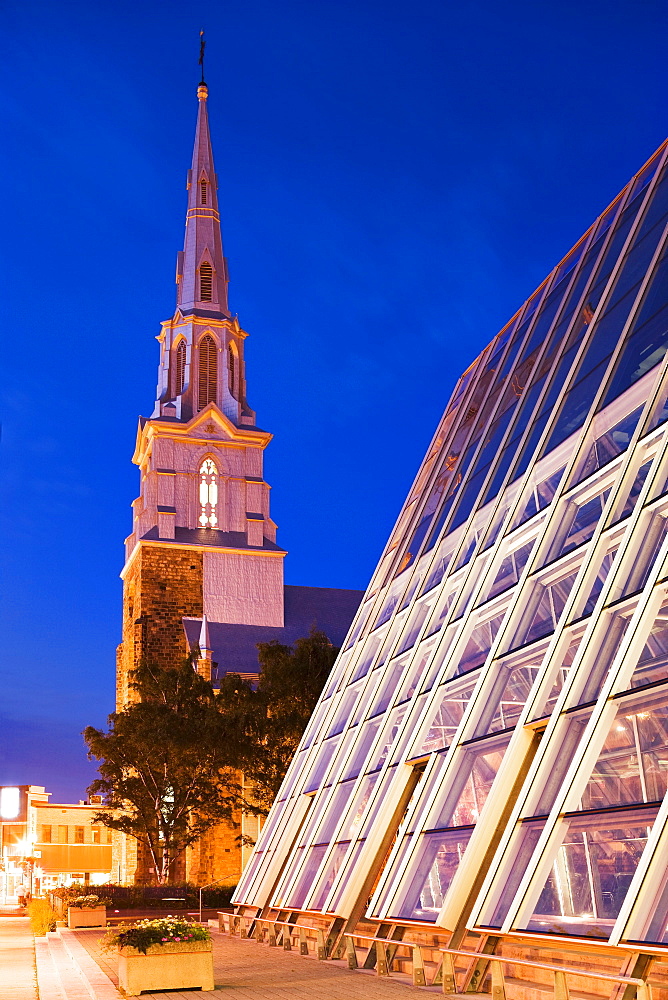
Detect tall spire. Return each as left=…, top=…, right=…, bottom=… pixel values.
left=176, top=82, right=230, bottom=317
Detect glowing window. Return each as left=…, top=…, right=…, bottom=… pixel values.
left=199, top=459, right=218, bottom=528
left=199, top=261, right=213, bottom=301
left=200, top=179, right=207, bottom=205
left=198, top=335, right=217, bottom=409
left=0, top=787, right=19, bottom=819
left=175, top=340, right=186, bottom=396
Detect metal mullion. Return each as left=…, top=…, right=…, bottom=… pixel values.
left=615, top=785, right=668, bottom=945
left=366, top=752, right=444, bottom=917
left=373, top=739, right=479, bottom=920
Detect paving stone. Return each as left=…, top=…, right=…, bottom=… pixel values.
left=0, top=916, right=38, bottom=1000
left=71, top=925, right=441, bottom=998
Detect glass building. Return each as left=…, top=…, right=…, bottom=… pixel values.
left=233, top=139, right=668, bottom=983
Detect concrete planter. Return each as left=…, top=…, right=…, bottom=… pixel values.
left=67, top=906, right=107, bottom=928
left=118, top=939, right=214, bottom=996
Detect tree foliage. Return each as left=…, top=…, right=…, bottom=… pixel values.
left=216, top=629, right=338, bottom=813
left=84, top=656, right=240, bottom=884
left=85, top=631, right=338, bottom=882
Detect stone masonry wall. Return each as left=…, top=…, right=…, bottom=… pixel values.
left=116, top=544, right=204, bottom=709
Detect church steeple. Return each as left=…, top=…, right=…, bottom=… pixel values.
left=176, top=83, right=230, bottom=316
left=152, top=81, right=255, bottom=426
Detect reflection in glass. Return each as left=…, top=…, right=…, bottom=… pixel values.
left=574, top=408, right=644, bottom=485
left=475, top=662, right=540, bottom=736
left=487, top=541, right=535, bottom=600
left=284, top=844, right=328, bottom=908
left=310, top=842, right=350, bottom=911
left=581, top=691, right=668, bottom=809
left=629, top=611, right=668, bottom=690
left=515, top=571, right=579, bottom=648
left=531, top=712, right=592, bottom=817
left=513, top=467, right=565, bottom=528
left=621, top=513, right=668, bottom=596
left=552, top=491, right=610, bottom=560
left=578, top=547, right=618, bottom=618
left=418, top=679, right=477, bottom=754
left=430, top=737, right=510, bottom=829
left=522, top=809, right=656, bottom=939
left=615, top=460, right=652, bottom=522
left=530, top=634, right=582, bottom=721
left=577, top=609, right=632, bottom=705
left=456, top=613, right=506, bottom=675
left=486, top=821, right=546, bottom=928
left=393, top=829, right=474, bottom=920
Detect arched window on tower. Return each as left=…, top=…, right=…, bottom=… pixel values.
left=199, top=261, right=213, bottom=301
left=198, top=335, right=217, bottom=410
left=175, top=340, right=186, bottom=396
left=199, top=459, right=218, bottom=528
left=200, top=179, right=207, bottom=205
left=228, top=347, right=236, bottom=398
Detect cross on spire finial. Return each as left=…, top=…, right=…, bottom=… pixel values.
left=198, top=29, right=206, bottom=85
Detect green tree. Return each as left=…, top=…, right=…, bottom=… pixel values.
left=216, top=629, right=339, bottom=814
left=84, top=656, right=241, bottom=885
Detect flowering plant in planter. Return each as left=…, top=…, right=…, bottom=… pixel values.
left=102, top=916, right=211, bottom=955
left=68, top=894, right=111, bottom=909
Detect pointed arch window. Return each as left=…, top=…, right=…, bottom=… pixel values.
left=200, top=179, right=207, bottom=205
left=199, top=261, right=213, bottom=301
left=175, top=340, right=186, bottom=396
left=199, top=459, right=218, bottom=528
left=228, top=347, right=236, bottom=398
left=198, top=335, right=217, bottom=409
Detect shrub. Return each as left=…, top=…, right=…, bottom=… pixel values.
left=28, top=899, right=57, bottom=936
left=102, top=916, right=211, bottom=954
left=69, top=894, right=112, bottom=909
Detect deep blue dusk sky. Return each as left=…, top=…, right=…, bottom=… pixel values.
left=1, top=0, right=666, bottom=802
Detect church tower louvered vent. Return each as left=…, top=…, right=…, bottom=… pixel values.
left=198, top=335, right=217, bottom=409
left=199, top=261, right=213, bottom=301
left=175, top=340, right=186, bottom=395
left=228, top=348, right=236, bottom=397
left=200, top=179, right=207, bottom=204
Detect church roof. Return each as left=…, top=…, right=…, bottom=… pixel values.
left=182, top=584, right=364, bottom=678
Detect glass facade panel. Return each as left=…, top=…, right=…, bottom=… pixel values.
left=392, top=828, right=475, bottom=921
left=417, top=677, right=478, bottom=755
left=522, top=808, right=657, bottom=939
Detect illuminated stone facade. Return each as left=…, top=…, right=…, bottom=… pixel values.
left=234, top=140, right=668, bottom=987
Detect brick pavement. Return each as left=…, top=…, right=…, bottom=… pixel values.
left=73, top=925, right=440, bottom=998
left=0, top=912, right=37, bottom=1000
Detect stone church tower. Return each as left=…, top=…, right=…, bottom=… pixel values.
left=117, top=82, right=284, bottom=709
left=115, top=81, right=363, bottom=885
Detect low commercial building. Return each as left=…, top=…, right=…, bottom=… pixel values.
left=0, top=785, right=112, bottom=898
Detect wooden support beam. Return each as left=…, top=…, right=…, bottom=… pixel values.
left=490, top=960, right=506, bottom=1000
left=412, top=945, right=426, bottom=986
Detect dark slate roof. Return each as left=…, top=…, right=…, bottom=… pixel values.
left=182, top=584, right=364, bottom=677
left=140, top=526, right=284, bottom=551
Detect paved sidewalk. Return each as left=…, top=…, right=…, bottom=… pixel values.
left=0, top=913, right=37, bottom=1000
left=74, top=925, right=439, bottom=998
